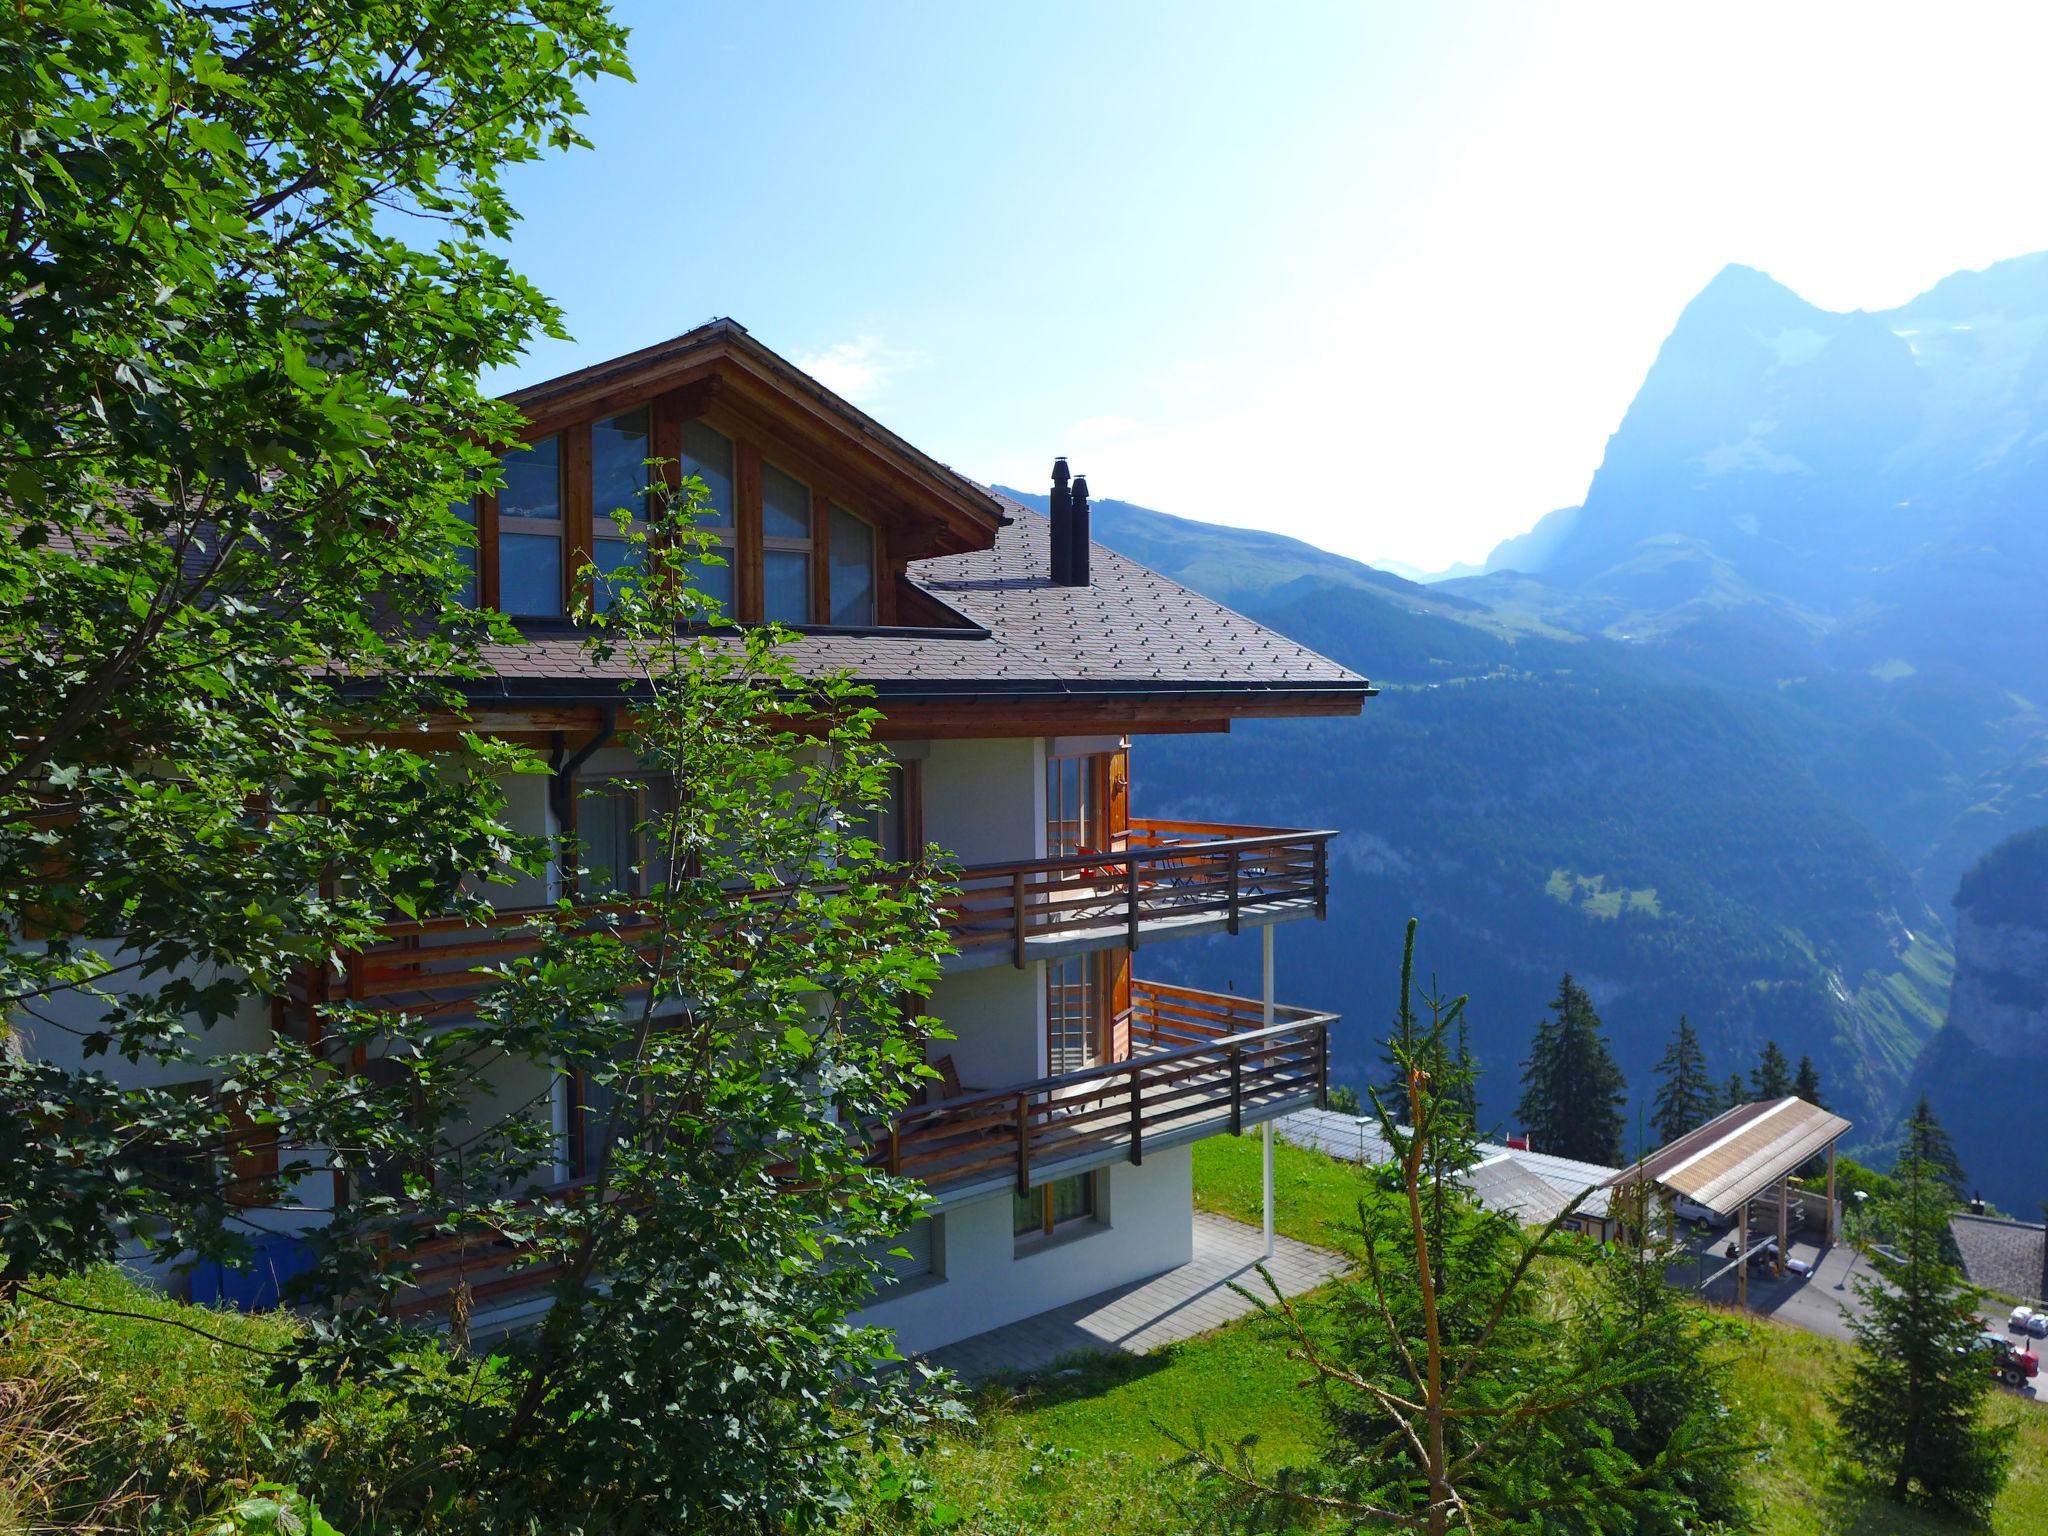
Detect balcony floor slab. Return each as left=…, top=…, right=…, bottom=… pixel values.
left=915, top=1211, right=1346, bottom=1379
left=941, top=897, right=1320, bottom=974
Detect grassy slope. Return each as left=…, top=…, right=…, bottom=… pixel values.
left=872, top=1138, right=2048, bottom=1534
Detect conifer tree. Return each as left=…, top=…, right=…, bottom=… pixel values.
left=1794, top=1053, right=1824, bottom=1106
left=1905, top=1096, right=1968, bottom=1201
left=1830, top=1156, right=2014, bottom=1517
left=1650, top=1016, right=1714, bottom=1145
left=1182, top=935, right=1750, bottom=1534
left=1515, top=973, right=1626, bottom=1164
left=1723, top=1072, right=1748, bottom=1112
left=1751, top=1039, right=1794, bottom=1099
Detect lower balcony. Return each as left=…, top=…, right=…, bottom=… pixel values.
left=369, top=979, right=1335, bottom=1326
left=874, top=979, right=1334, bottom=1208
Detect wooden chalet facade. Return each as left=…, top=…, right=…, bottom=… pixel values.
left=47, top=320, right=1374, bottom=1354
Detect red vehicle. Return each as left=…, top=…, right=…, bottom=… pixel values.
left=1980, top=1332, right=2040, bottom=1388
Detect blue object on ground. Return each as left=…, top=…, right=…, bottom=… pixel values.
left=192, top=1233, right=317, bottom=1311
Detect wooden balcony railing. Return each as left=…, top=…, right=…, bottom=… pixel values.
left=279, top=819, right=1334, bottom=1031
left=945, top=818, right=1332, bottom=966
left=874, top=979, right=1332, bottom=1199
left=374, top=978, right=1334, bottom=1321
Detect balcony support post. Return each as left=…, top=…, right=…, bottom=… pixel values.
left=1313, top=837, right=1328, bottom=920
left=1230, top=1043, right=1243, bottom=1136
left=1128, top=1061, right=1144, bottom=1166
left=1263, top=1119, right=1275, bottom=1260
left=1263, top=924, right=1275, bottom=1028
left=1011, top=872, right=1027, bottom=969
left=1125, top=855, right=1140, bottom=953
left=1226, top=846, right=1241, bottom=935
left=1015, top=1092, right=1031, bottom=1198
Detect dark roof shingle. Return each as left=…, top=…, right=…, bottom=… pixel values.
left=466, top=493, right=1370, bottom=709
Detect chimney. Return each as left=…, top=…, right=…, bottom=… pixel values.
left=1048, top=457, right=1073, bottom=584
left=1068, top=474, right=1091, bottom=586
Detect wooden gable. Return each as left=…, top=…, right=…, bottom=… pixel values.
left=463, top=321, right=1004, bottom=626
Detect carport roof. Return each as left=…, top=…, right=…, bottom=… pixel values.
left=1606, top=1097, right=1851, bottom=1215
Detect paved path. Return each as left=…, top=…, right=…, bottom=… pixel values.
left=922, top=1212, right=1347, bottom=1379
left=1672, top=1230, right=2045, bottom=1408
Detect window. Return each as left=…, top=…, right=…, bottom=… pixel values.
left=448, top=496, right=480, bottom=606
left=1047, top=952, right=1105, bottom=1075
left=590, top=407, right=651, bottom=613
left=498, top=434, right=564, bottom=617
left=679, top=419, right=736, bottom=614
left=847, top=758, right=918, bottom=863
left=578, top=775, right=681, bottom=896
left=1046, top=753, right=1104, bottom=862
left=829, top=505, right=877, bottom=626
left=761, top=461, right=813, bottom=624
left=1014, top=1173, right=1094, bottom=1239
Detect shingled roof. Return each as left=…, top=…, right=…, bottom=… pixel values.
left=464, top=492, right=1371, bottom=709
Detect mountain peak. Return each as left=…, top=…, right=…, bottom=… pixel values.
left=1678, top=262, right=1820, bottom=327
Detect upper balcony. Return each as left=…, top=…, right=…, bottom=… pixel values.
left=280, top=818, right=1334, bottom=1029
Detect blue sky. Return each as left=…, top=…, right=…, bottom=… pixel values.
left=492, top=2, right=2048, bottom=571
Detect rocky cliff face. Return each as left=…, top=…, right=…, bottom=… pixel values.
left=1947, top=827, right=2048, bottom=1056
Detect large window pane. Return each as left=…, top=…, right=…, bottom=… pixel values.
left=694, top=557, right=736, bottom=616
left=579, top=781, right=639, bottom=897
left=498, top=435, right=562, bottom=617
left=829, top=506, right=876, bottom=625
left=762, top=462, right=811, bottom=541
left=499, top=436, right=560, bottom=520
left=763, top=550, right=810, bottom=624
left=450, top=498, right=478, bottom=606
left=499, top=532, right=562, bottom=618
left=592, top=539, right=639, bottom=615
left=678, top=419, right=734, bottom=527
left=591, top=408, right=651, bottom=526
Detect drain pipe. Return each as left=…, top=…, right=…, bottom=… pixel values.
left=547, top=703, right=618, bottom=892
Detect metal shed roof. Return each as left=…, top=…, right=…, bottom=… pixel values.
left=1606, top=1097, right=1851, bottom=1215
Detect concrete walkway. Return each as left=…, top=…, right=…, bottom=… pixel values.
left=922, top=1212, right=1348, bottom=1378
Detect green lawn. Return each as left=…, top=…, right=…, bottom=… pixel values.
left=857, top=1135, right=2048, bottom=1535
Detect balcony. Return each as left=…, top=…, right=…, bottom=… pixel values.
left=374, top=978, right=1335, bottom=1323
left=875, top=979, right=1334, bottom=1208
left=280, top=818, right=1334, bottom=1029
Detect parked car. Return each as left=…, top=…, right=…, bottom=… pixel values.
left=1979, top=1332, right=2040, bottom=1388
left=1673, top=1196, right=1725, bottom=1227
left=2011, top=1305, right=2048, bottom=1339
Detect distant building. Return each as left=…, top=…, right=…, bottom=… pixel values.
left=1950, top=1212, right=2048, bottom=1305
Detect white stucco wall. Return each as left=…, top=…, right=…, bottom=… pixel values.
left=920, top=737, right=1043, bottom=867
left=856, top=1141, right=1195, bottom=1357
left=926, top=963, right=1045, bottom=1088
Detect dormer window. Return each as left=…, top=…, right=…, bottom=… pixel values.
left=678, top=418, right=736, bottom=612
left=590, top=407, right=651, bottom=614
left=829, top=505, right=877, bottom=626
left=498, top=434, right=564, bottom=618
left=761, top=461, right=813, bottom=625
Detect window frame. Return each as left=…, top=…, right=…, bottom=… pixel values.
left=492, top=431, right=568, bottom=619
left=590, top=405, right=656, bottom=614
left=1014, top=1172, right=1097, bottom=1240
left=470, top=393, right=895, bottom=625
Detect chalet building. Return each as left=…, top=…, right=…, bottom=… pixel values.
left=34, top=320, right=1373, bottom=1355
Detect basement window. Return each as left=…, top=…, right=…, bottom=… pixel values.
left=1014, top=1172, right=1096, bottom=1244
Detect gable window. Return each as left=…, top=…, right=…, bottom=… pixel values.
left=678, top=418, right=736, bottom=614
left=761, top=461, right=813, bottom=624
left=498, top=434, right=564, bottom=618
left=450, top=496, right=479, bottom=606
left=590, top=407, right=651, bottom=613
left=829, top=505, right=877, bottom=625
